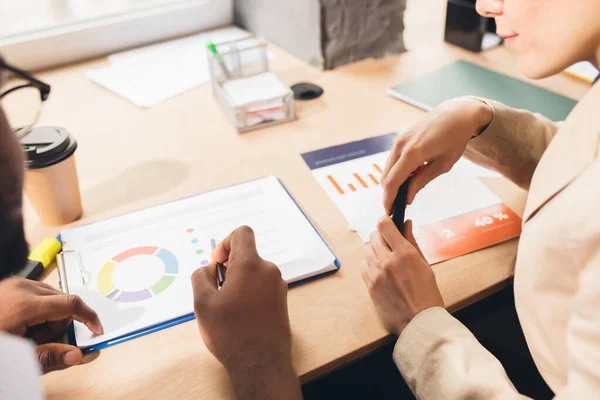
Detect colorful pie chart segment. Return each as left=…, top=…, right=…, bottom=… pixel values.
left=98, top=246, right=179, bottom=303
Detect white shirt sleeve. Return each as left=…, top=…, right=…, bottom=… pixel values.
left=0, top=333, right=44, bottom=400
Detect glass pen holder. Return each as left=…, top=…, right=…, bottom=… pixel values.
left=207, top=36, right=295, bottom=133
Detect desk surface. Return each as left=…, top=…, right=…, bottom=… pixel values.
left=31, top=0, right=589, bottom=398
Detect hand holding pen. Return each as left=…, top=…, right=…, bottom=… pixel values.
left=210, top=238, right=226, bottom=288
left=191, top=227, right=300, bottom=398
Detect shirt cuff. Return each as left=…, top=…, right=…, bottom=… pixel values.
left=392, top=306, right=468, bottom=382
left=469, top=97, right=495, bottom=140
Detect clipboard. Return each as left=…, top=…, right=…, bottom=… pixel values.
left=57, top=176, right=340, bottom=353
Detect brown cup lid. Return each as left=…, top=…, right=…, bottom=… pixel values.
left=19, top=126, right=77, bottom=170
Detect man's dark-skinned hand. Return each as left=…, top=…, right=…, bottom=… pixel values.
left=0, top=277, right=104, bottom=373
left=191, top=226, right=302, bottom=400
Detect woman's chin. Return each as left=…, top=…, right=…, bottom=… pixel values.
left=518, top=55, right=563, bottom=80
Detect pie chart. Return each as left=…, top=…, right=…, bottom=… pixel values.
left=97, top=246, right=178, bottom=303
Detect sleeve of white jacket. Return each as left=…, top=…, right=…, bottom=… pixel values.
left=554, top=248, right=600, bottom=399
left=463, top=99, right=561, bottom=190
left=0, top=333, right=44, bottom=400
left=393, top=307, right=531, bottom=400
left=393, top=161, right=600, bottom=400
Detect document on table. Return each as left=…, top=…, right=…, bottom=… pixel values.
left=59, top=176, right=338, bottom=350
left=301, top=133, right=522, bottom=264
left=86, top=26, right=250, bottom=108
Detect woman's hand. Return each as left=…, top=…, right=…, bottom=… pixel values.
left=381, top=97, right=493, bottom=215
left=361, top=217, right=444, bottom=336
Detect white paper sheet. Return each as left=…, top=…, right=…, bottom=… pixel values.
left=307, top=149, right=501, bottom=242
left=86, top=26, right=250, bottom=108
left=60, top=176, right=336, bottom=348
left=302, top=134, right=521, bottom=264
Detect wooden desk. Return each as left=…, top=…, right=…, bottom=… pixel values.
left=29, top=1, right=588, bottom=398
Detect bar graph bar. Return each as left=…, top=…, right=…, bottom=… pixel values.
left=353, top=173, right=368, bottom=188
left=324, top=161, right=387, bottom=195
left=327, top=175, right=344, bottom=195
left=368, top=174, right=380, bottom=185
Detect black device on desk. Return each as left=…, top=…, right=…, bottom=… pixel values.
left=445, top=0, right=500, bottom=52
left=391, top=179, right=410, bottom=234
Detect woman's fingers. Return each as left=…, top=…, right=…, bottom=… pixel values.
left=362, top=244, right=380, bottom=287
left=383, top=151, right=424, bottom=215
left=404, top=220, right=426, bottom=260
left=406, top=159, right=450, bottom=205
left=376, top=216, right=407, bottom=250
left=381, top=134, right=408, bottom=182
left=368, top=230, right=392, bottom=259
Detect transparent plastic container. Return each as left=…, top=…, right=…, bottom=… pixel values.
left=207, top=36, right=295, bottom=133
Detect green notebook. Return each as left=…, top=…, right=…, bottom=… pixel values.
left=387, top=60, right=577, bottom=121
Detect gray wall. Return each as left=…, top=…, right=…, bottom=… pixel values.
left=234, top=0, right=406, bottom=69
left=321, top=0, right=406, bottom=69
left=234, top=0, right=324, bottom=67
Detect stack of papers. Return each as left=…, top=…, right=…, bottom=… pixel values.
left=223, top=72, right=290, bottom=107
left=223, top=72, right=290, bottom=127
left=86, top=27, right=250, bottom=108
left=302, top=133, right=522, bottom=264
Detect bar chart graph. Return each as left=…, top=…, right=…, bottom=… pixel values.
left=368, top=173, right=380, bottom=185
left=305, top=149, right=394, bottom=244
left=325, top=162, right=385, bottom=195
left=302, top=132, right=520, bottom=265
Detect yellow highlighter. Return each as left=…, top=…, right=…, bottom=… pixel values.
left=15, top=238, right=62, bottom=280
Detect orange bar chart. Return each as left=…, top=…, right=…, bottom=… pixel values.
left=325, top=162, right=386, bottom=195
left=353, top=173, right=368, bottom=188
left=368, top=174, right=379, bottom=185
left=327, top=175, right=344, bottom=195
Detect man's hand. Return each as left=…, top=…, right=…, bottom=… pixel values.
left=191, top=226, right=302, bottom=400
left=361, top=217, right=444, bottom=336
left=0, top=277, right=103, bottom=373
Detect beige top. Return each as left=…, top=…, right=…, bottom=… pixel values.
left=394, top=83, right=600, bottom=399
